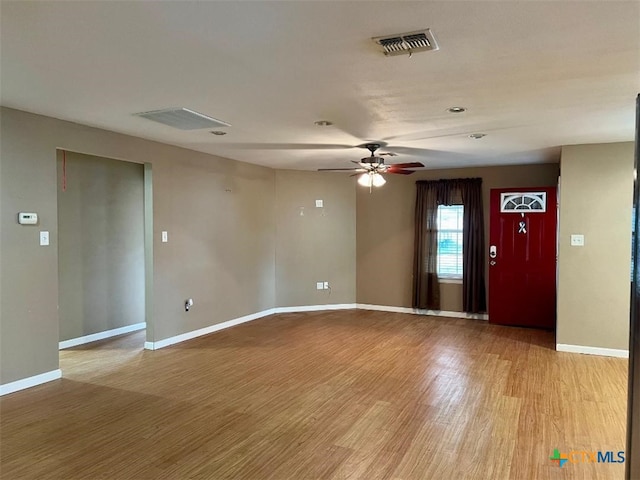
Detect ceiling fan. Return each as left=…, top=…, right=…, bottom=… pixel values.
left=318, top=143, right=424, bottom=189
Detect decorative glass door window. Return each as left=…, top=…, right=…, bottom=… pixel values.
left=500, top=192, right=547, bottom=213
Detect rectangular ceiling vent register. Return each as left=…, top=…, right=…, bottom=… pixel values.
left=134, top=108, right=231, bottom=130
left=372, top=29, right=439, bottom=57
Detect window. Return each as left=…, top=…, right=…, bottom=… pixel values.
left=437, top=205, right=463, bottom=279
left=500, top=192, right=546, bottom=212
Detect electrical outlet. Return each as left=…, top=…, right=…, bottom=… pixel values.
left=324, top=281, right=329, bottom=289
left=315, top=199, right=323, bottom=208
left=570, top=234, right=584, bottom=246
left=316, top=282, right=324, bottom=290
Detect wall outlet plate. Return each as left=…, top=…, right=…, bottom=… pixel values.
left=570, top=234, right=585, bottom=246
left=315, top=199, right=323, bottom=208
left=316, top=282, right=324, bottom=290
left=323, top=281, right=329, bottom=289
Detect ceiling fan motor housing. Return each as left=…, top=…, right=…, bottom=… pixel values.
left=362, top=155, right=385, bottom=165
left=361, top=143, right=384, bottom=166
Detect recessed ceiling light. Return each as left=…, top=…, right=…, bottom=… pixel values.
left=447, top=107, right=467, bottom=114
left=210, top=130, right=227, bottom=136
left=469, top=133, right=486, bottom=139
left=314, top=120, right=333, bottom=126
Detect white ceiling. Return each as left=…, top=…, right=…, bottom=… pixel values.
left=2, top=1, right=639, bottom=170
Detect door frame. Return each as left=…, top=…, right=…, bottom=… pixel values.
left=488, top=186, right=558, bottom=328
left=55, top=149, right=153, bottom=356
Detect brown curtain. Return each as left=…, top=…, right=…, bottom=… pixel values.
left=460, top=178, right=487, bottom=313
left=412, top=178, right=486, bottom=313
left=412, top=182, right=441, bottom=309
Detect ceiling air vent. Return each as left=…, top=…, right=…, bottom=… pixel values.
left=134, top=108, right=231, bottom=130
left=372, top=29, right=439, bottom=57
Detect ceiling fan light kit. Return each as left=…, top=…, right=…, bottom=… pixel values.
left=357, top=172, right=386, bottom=188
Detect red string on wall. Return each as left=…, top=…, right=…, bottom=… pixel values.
left=62, top=150, right=67, bottom=192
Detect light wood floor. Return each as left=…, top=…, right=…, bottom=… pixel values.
left=0, top=310, right=628, bottom=479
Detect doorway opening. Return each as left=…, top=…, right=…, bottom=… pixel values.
left=56, top=150, right=152, bottom=372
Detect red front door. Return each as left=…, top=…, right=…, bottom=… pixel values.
left=489, top=187, right=557, bottom=329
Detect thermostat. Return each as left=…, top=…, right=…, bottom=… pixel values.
left=18, top=212, right=38, bottom=225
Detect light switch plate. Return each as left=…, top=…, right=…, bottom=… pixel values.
left=315, top=199, right=323, bottom=208
left=39, top=231, right=49, bottom=246
left=316, top=282, right=324, bottom=290
left=161, top=231, right=168, bottom=243
left=570, top=234, right=584, bottom=246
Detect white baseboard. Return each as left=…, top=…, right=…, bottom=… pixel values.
left=275, top=304, right=356, bottom=313
left=556, top=343, right=629, bottom=358
left=144, top=303, right=482, bottom=351
left=144, top=309, right=277, bottom=350
left=144, top=304, right=357, bottom=351
left=0, top=369, right=62, bottom=396
left=59, top=322, right=146, bottom=350
left=356, top=303, right=489, bottom=321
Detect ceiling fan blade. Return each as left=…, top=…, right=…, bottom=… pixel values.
left=387, top=146, right=481, bottom=162
left=318, top=168, right=367, bottom=172
left=382, top=128, right=487, bottom=143
left=320, top=98, right=377, bottom=140
left=386, top=169, right=416, bottom=175
left=212, top=143, right=355, bottom=150
left=387, top=162, right=424, bottom=169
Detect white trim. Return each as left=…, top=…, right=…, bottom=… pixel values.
left=275, top=304, right=356, bottom=313
left=556, top=344, right=629, bottom=358
left=59, top=322, right=146, bottom=349
left=0, top=369, right=62, bottom=396
left=144, top=303, right=485, bottom=351
left=144, top=305, right=357, bottom=350
left=438, top=277, right=463, bottom=284
left=144, top=309, right=277, bottom=350
left=356, top=303, right=489, bottom=321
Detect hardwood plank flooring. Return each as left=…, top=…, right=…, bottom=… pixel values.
left=0, top=310, right=628, bottom=479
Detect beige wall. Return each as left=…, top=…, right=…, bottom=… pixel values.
left=275, top=171, right=356, bottom=307
left=356, top=164, right=560, bottom=309
left=57, top=151, right=145, bottom=342
left=2, top=104, right=631, bottom=389
left=0, top=107, right=276, bottom=384
left=557, top=142, right=634, bottom=350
